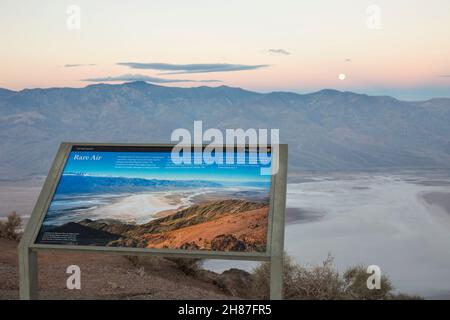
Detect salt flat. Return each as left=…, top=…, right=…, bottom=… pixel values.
left=0, top=182, right=42, bottom=221
left=84, top=191, right=192, bottom=224
left=205, top=171, right=450, bottom=299
left=421, top=191, right=450, bottom=216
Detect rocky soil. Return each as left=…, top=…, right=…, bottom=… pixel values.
left=0, top=239, right=254, bottom=300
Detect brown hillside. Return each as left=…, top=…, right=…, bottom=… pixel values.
left=144, top=206, right=269, bottom=252
left=126, top=199, right=268, bottom=237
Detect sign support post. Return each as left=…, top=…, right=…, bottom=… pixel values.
left=269, top=144, right=287, bottom=300
left=18, top=245, right=38, bottom=300
left=19, top=142, right=71, bottom=300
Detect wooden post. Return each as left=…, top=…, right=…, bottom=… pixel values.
left=18, top=245, right=38, bottom=300
left=269, top=144, right=287, bottom=300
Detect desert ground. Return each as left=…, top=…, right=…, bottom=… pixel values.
left=0, top=238, right=251, bottom=300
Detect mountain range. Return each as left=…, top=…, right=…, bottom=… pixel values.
left=1, top=81, right=449, bottom=179
left=55, top=174, right=223, bottom=194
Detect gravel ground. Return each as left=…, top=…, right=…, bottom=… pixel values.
left=0, top=239, right=236, bottom=300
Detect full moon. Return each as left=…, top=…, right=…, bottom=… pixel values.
left=338, top=73, right=346, bottom=80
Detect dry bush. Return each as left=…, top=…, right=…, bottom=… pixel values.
left=388, top=293, right=424, bottom=300
left=343, top=265, right=392, bottom=300
left=124, top=255, right=141, bottom=268
left=291, top=254, right=345, bottom=299
left=252, top=254, right=344, bottom=299
left=343, top=266, right=422, bottom=300
left=251, top=254, right=422, bottom=300
left=251, top=255, right=299, bottom=299
left=0, top=211, right=22, bottom=241
left=166, top=257, right=203, bottom=276
left=122, top=255, right=174, bottom=280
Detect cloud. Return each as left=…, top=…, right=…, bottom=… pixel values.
left=64, top=64, right=96, bottom=68
left=268, top=49, right=290, bottom=55
left=81, top=74, right=221, bottom=83
left=345, top=58, right=352, bottom=62
left=117, top=62, right=269, bottom=74
left=437, top=74, right=450, bottom=77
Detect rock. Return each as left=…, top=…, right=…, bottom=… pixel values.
left=210, top=234, right=247, bottom=251
left=196, top=268, right=253, bottom=298
left=219, top=268, right=253, bottom=298
left=108, top=237, right=141, bottom=247
left=180, top=242, right=200, bottom=250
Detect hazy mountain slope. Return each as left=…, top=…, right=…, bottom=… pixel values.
left=0, top=81, right=449, bottom=178
left=54, top=175, right=222, bottom=194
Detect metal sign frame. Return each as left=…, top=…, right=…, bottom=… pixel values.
left=18, top=142, right=287, bottom=300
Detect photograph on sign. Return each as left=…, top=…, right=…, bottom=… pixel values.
left=35, top=146, right=272, bottom=253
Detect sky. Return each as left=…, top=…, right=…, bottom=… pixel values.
left=0, top=0, right=449, bottom=100
left=63, top=151, right=272, bottom=183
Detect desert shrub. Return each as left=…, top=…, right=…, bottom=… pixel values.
left=124, top=255, right=141, bottom=268
left=123, top=255, right=169, bottom=275
left=251, top=254, right=422, bottom=300
left=291, top=254, right=345, bottom=299
left=343, top=265, right=392, bottom=300
left=388, top=293, right=424, bottom=300
left=0, top=211, right=22, bottom=241
left=166, top=257, right=203, bottom=276
left=252, top=254, right=344, bottom=299
left=251, top=255, right=300, bottom=299
left=343, top=266, right=422, bottom=300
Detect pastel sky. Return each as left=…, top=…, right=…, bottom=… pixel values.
left=1, top=0, right=449, bottom=100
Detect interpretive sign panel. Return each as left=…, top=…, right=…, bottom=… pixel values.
left=35, top=145, right=272, bottom=253
left=19, top=143, right=287, bottom=300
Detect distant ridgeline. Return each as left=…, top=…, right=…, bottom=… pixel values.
left=55, top=174, right=270, bottom=194
left=1, top=82, right=450, bottom=178
left=55, top=174, right=223, bottom=194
